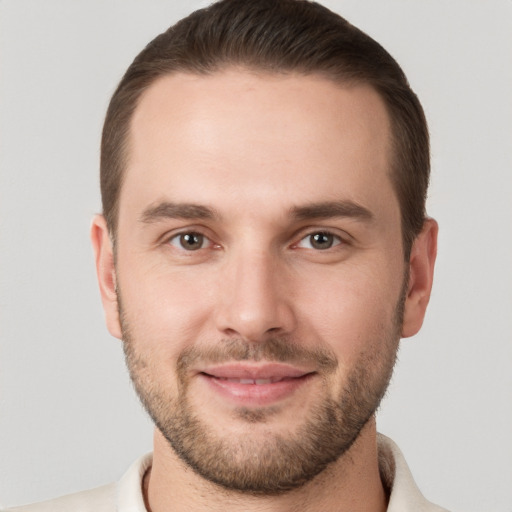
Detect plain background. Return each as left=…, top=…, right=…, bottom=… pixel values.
left=1, top=1, right=511, bottom=510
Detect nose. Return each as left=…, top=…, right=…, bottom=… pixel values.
left=214, top=248, right=297, bottom=342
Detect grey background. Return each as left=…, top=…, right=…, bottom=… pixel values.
left=1, top=1, right=511, bottom=510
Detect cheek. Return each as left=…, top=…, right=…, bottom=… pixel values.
left=117, top=258, right=218, bottom=354
left=295, top=264, right=402, bottom=356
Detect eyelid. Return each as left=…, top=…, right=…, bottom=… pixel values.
left=168, top=232, right=210, bottom=250
left=158, top=225, right=351, bottom=252
left=296, top=232, right=342, bottom=250
left=160, top=226, right=218, bottom=249
left=291, top=227, right=352, bottom=248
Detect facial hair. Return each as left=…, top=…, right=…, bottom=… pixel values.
left=120, top=289, right=404, bottom=495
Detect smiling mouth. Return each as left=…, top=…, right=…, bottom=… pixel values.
left=197, top=365, right=316, bottom=406
left=203, top=375, right=303, bottom=385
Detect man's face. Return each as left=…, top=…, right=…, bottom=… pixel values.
left=98, top=70, right=417, bottom=493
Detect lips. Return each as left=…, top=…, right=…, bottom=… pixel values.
left=197, top=363, right=315, bottom=406
left=215, top=376, right=292, bottom=385
left=200, top=362, right=312, bottom=379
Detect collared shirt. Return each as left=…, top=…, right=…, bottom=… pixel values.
left=5, top=434, right=449, bottom=511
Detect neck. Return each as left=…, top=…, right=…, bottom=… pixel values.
left=144, top=417, right=387, bottom=512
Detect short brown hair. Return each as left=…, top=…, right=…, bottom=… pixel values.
left=101, top=0, right=429, bottom=259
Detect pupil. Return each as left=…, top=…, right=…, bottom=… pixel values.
left=312, top=232, right=332, bottom=249
left=181, top=233, right=202, bottom=250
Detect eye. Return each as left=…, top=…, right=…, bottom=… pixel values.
left=297, top=231, right=342, bottom=250
left=168, top=232, right=209, bottom=251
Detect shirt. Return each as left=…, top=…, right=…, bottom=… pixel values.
left=4, top=434, right=449, bottom=511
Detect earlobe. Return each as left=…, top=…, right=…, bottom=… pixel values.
left=401, top=218, right=438, bottom=338
left=90, top=215, right=122, bottom=340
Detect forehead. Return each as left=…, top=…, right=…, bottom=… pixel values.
left=122, top=69, right=395, bottom=223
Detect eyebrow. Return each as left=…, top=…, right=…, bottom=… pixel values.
left=290, top=201, right=374, bottom=222
left=140, top=202, right=218, bottom=223
left=139, top=199, right=373, bottom=224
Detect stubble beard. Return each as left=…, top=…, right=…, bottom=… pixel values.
left=120, top=291, right=404, bottom=495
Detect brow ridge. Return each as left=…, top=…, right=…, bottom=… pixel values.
left=139, top=200, right=373, bottom=225
left=140, top=202, right=217, bottom=223
left=290, top=201, right=374, bottom=222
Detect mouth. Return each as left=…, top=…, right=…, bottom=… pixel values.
left=197, top=363, right=316, bottom=406
left=210, top=376, right=298, bottom=385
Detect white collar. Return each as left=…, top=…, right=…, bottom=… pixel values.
left=115, top=434, right=448, bottom=511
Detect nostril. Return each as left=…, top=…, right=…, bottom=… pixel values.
left=223, top=328, right=240, bottom=337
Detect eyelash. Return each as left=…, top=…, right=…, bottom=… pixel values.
left=165, top=229, right=346, bottom=252
left=294, top=231, right=344, bottom=251
left=167, top=231, right=215, bottom=251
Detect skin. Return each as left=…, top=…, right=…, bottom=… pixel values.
left=91, top=70, right=437, bottom=512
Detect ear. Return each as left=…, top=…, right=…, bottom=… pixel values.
left=401, top=218, right=438, bottom=338
left=90, top=215, right=122, bottom=340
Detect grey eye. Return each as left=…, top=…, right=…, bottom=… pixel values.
left=310, top=232, right=334, bottom=249
left=297, top=232, right=341, bottom=250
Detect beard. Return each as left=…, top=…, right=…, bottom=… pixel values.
left=120, top=288, right=404, bottom=495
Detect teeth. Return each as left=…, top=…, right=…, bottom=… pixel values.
left=222, top=377, right=278, bottom=385
left=255, top=379, right=272, bottom=385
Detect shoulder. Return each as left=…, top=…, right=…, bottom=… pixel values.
left=3, top=453, right=152, bottom=512
left=3, top=483, right=116, bottom=512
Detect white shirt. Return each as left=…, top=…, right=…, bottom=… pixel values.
left=4, top=435, right=449, bottom=511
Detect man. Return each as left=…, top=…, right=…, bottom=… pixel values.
left=6, top=0, right=445, bottom=510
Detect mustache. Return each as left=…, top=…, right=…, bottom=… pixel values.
left=177, top=337, right=338, bottom=373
